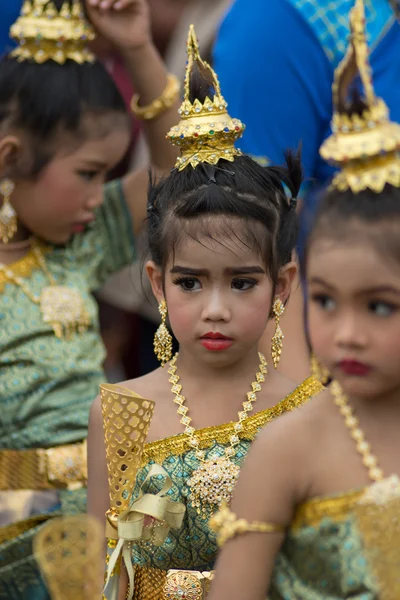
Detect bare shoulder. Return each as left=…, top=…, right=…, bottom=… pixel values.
left=116, top=367, right=167, bottom=400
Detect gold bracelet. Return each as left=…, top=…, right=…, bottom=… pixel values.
left=131, top=73, right=180, bottom=121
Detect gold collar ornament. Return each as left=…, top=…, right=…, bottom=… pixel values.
left=167, top=25, right=245, bottom=171
left=9, top=0, right=95, bottom=65
left=320, top=0, right=400, bottom=193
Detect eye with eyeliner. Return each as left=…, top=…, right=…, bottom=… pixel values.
left=231, top=277, right=258, bottom=291
left=310, top=292, right=336, bottom=311
left=172, top=276, right=201, bottom=291
left=77, top=170, right=99, bottom=181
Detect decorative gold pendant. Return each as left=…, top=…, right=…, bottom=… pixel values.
left=188, top=455, right=240, bottom=518
left=40, top=286, right=91, bottom=340
left=163, top=571, right=203, bottom=600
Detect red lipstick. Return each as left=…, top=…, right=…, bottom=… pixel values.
left=200, top=332, right=233, bottom=351
left=338, top=360, right=371, bottom=376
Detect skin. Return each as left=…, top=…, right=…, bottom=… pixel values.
left=87, top=218, right=298, bottom=598
left=208, top=231, right=400, bottom=600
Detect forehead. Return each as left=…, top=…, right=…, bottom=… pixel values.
left=307, top=239, right=400, bottom=291
left=170, top=228, right=265, bottom=269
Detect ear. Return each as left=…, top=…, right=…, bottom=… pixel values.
left=146, top=260, right=164, bottom=305
left=275, top=260, right=298, bottom=305
left=0, top=135, right=23, bottom=178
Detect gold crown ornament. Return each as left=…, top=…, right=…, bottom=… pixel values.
left=320, top=0, right=400, bottom=193
left=10, top=0, right=95, bottom=65
left=167, top=24, right=245, bottom=171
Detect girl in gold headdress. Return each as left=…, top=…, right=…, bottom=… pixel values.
left=88, top=25, right=323, bottom=600
left=209, top=1, right=400, bottom=598
left=0, top=0, right=181, bottom=597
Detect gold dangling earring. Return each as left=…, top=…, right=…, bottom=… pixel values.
left=310, top=353, right=330, bottom=385
left=0, top=179, right=17, bottom=244
left=154, top=299, right=173, bottom=367
left=271, top=298, right=285, bottom=369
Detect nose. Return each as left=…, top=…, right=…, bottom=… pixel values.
left=334, top=310, right=367, bottom=350
left=86, top=185, right=104, bottom=211
left=201, top=288, right=231, bottom=323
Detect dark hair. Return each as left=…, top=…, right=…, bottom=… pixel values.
left=0, top=1, right=127, bottom=176
left=146, top=151, right=302, bottom=286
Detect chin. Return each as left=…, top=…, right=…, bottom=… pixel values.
left=335, top=376, right=380, bottom=400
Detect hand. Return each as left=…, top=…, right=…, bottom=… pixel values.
left=86, top=0, right=152, bottom=52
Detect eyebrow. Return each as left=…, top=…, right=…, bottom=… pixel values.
left=309, top=277, right=400, bottom=296
left=79, top=160, right=108, bottom=169
left=170, top=265, right=266, bottom=276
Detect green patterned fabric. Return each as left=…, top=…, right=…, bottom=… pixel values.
left=0, top=179, right=135, bottom=449
left=0, top=179, right=134, bottom=599
left=132, top=441, right=250, bottom=570
left=269, top=499, right=379, bottom=599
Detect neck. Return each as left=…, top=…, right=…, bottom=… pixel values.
left=173, top=347, right=263, bottom=390
left=350, top=384, right=400, bottom=419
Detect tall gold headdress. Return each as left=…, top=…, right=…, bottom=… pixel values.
left=320, top=0, right=400, bottom=193
left=167, top=25, right=245, bottom=171
left=10, top=0, right=95, bottom=65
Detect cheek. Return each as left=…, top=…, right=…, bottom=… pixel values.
left=166, top=289, right=197, bottom=338
left=307, top=305, right=331, bottom=354
left=39, top=171, right=85, bottom=214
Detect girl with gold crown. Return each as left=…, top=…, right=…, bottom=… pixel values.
left=0, top=0, right=182, bottom=597
left=87, top=24, right=323, bottom=600
left=209, top=1, right=400, bottom=598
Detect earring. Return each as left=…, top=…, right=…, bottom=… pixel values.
left=154, top=299, right=173, bottom=367
left=310, top=353, right=330, bottom=385
left=0, top=179, right=17, bottom=243
left=271, top=298, right=285, bottom=369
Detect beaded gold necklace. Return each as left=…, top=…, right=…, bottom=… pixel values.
left=168, top=352, right=268, bottom=518
left=0, top=238, right=90, bottom=340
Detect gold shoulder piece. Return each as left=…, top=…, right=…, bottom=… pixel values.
left=320, top=0, right=400, bottom=193
left=100, top=384, right=155, bottom=513
left=167, top=24, right=245, bottom=171
left=10, top=0, right=95, bottom=65
left=210, top=504, right=284, bottom=547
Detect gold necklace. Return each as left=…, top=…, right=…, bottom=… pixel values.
left=168, top=352, right=268, bottom=517
left=331, top=381, right=385, bottom=482
left=0, top=239, right=91, bottom=340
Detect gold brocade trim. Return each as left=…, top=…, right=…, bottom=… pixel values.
left=292, top=488, right=365, bottom=530
left=142, top=377, right=322, bottom=466
left=0, top=513, right=56, bottom=544
left=0, top=241, right=50, bottom=292
left=107, top=538, right=118, bottom=550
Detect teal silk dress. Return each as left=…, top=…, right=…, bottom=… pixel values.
left=269, top=489, right=380, bottom=599
left=125, top=378, right=322, bottom=598
left=0, top=180, right=135, bottom=599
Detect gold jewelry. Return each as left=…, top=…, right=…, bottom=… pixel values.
left=10, top=0, right=95, bottom=65
left=0, top=179, right=17, bottom=244
left=319, top=0, right=400, bottom=193
left=168, top=352, right=268, bottom=517
left=0, top=239, right=91, bottom=339
left=154, top=299, right=173, bottom=366
left=271, top=298, right=285, bottom=369
left=310, top=353, right=330, bottom=385
left=210, top=503, right=284, bottom=548
left=131, top=74, right=180, bottom=121
left=167, top=25, right=245, bottom=171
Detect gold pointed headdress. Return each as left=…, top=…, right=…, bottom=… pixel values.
left=9, top=0, right=95, bottom=65
left=167, top=25, right=245, bottom=171
left=320, top=0, right=400, bottom=193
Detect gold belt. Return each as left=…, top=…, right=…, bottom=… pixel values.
left=132, top=566, right=214, bottom=600
left=0, top=441, right=87, bottom=491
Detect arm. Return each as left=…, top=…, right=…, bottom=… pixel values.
left=208, top=413, right=310, bottom=600
left=86, top=0, right=180, bottom=234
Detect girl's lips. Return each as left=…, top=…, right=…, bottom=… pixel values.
left=200, top=338, right=233, bottom=351
left=337, top=359, right=372, bottom=376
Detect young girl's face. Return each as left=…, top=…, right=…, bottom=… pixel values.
left=3, top=120, right=130, bottom=244
left=148, top=219, right=295, bottom=366
left=307, top=237, right=400, bottom=400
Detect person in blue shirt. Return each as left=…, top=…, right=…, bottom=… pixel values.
left=0, top=3, right=21, bottom=56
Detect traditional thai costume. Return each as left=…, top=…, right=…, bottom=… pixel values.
left=0, top=3, right=137, bottom=597
left=101, top=26, right=323, bottom=600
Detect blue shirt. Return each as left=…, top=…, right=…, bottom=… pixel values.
left=0, top=2, right=22, bottom=56
left=214, top=0, right=400, bottom=189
